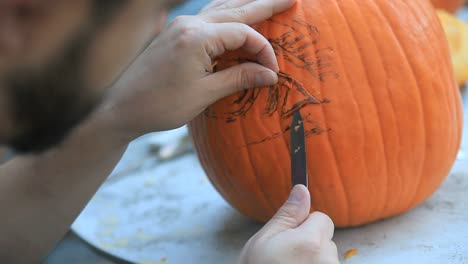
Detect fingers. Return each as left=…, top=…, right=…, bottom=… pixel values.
left=259, top=185, right=311, bottom=237
left=258, top=222, right=339, bottom=264
left=205, top=22, right=278, bottom=72
left=200, top=0, right=296, bottom=25
left=199, top=62, right=278, bottom=100
left=200, top=0, right=252, bottom=12
left=296, top=211, right=335, bottom=240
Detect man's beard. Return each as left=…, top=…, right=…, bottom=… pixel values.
left=5, top=27, right=101, bottom=154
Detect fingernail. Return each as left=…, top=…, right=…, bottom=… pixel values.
left=288, top=185, right=306, bottom=202
left=256, top=71, right=278, bottom=86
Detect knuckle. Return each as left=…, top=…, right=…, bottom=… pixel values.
left=292, top=237, right=322, bottom=256
left=174, top=23, right=202, bottom=48
left=313, top=211, right=335, bottom=227
left=237, top=68, right=254, bottom=90
left=231, top=7, right=248, bottom=19
left=170, top=15, right=191, bottom=26
left=275, top=215, right=298, bottom=228
left=304, top=238, right=322, bottom=252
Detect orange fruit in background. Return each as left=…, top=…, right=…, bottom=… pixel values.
left=438, top=10, right=468, bottom=85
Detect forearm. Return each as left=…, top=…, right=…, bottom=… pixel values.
left=0, top=106, right=129, bottom=263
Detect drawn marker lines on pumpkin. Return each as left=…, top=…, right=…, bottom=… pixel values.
left=206, top=17, right=339, bottom=147
left=205, top=71, right=321, bottom=122
left=268, top=18, right=339, bottom=82
left=243, top=132, right=283, bottom=147
left=305, top=127, right=332, bottom=136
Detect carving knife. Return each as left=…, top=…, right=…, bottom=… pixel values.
left=290, top=110, right=308, bottom=188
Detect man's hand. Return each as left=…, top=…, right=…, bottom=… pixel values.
left=106, top=0, right=296, bottom=137
left=238, top=185, right=340, bottom=264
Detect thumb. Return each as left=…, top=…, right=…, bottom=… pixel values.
left=199, top=62, right=278, bottom=100
left=260, top=185, right=311, bottom=237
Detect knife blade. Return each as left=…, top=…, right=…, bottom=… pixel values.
left=290, top=110, right=308, bottom=188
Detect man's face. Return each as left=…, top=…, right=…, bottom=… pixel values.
left=0, top=0, right=184, bottom=153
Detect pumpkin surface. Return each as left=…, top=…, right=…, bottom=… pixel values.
left=431, top=0, right=466, bottom=13
left=189, top=0, right=463, bottom=227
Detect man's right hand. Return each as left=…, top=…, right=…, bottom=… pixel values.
left=238, top=185, right=340, bottom=264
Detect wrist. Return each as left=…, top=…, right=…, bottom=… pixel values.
left=85, top=100, right=137, bottom=147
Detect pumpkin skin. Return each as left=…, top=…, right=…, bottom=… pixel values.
left=430, top=0, right=466, bottom=13
left=189, top=0, right=463, bottom=227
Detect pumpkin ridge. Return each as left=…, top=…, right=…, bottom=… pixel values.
left=336, top=0, right=399, bottom=222
left=302, top=36, right=332, bottom=216
left=304, top=26, right=332, bottom=216
left=407, top=0, right=460, bottom=204
left=202, top=117, right=237, bottom=209
left=420, top=0, right=459, bottom=184
left=312, top=0, right=352, bottom=225
left=383, top=1, right=421, bottom=213
left=206, top=120, right=235, bottom=201
left=207, top=116, right=255, bottom=218
left=428, top=5, right=463, bottom=164
left=331, top=0, right=378, bottom=225
left=405, top=0, right=456, bottom=207
left=358, top=0, right=399, bottom=220
left=239, top=115, right=277, bottom=217
left=375, top=0, right=428, bottom=211
left=417, top=0, right=459, bottom=163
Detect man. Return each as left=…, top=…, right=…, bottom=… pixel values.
left=0, top=0, right=339, bottom=263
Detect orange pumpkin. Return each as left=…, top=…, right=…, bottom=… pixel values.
left=189, top=0, right=463, bottom=227
left=431, top=0, right=466, bottom=13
